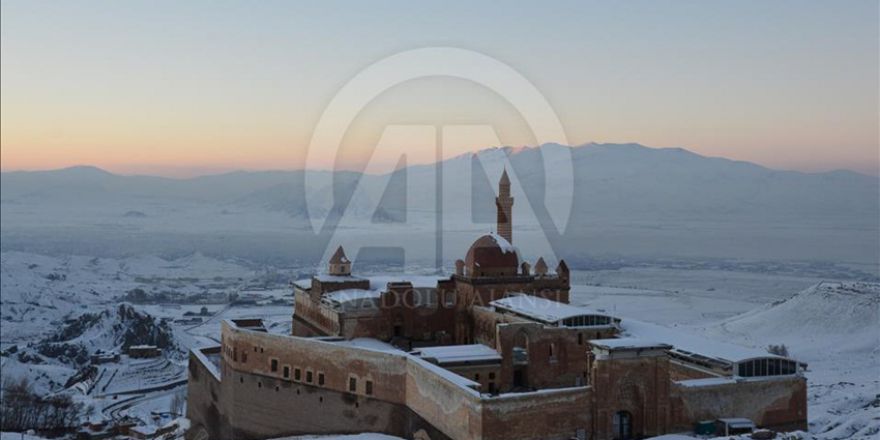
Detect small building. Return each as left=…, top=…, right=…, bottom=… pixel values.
left=77, top=417, right=115, bottom=439
left=716, top=418, right=756, bottom=436
left=90, top=350, right=120, bottom=364
left=128, top=345, right=161, bottom=358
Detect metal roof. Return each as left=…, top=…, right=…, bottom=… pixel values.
left=490, top=294, right=612, bottom=324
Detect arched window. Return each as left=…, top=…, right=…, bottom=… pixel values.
left=613, top=411, right=632, bottom=440
left=737, top=358, right=798, bottom=377
left=561, top=315, right=612, bottom=327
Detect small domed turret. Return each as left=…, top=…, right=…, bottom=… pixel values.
left=534, top=257, right=548, bottom=276
left=556, top=259, right=569, bottom=282
left=328, top=246, right=351, bottom=276
left=455, top=259, right=465, bottom=276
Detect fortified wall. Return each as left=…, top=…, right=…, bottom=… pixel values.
left=671, top=376, right=808, bottom=432
left=187, top=320, right=597, bottom=440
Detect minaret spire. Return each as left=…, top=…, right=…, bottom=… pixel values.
left=496, top=168, right=514, bottom=243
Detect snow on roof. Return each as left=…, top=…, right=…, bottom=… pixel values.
left=312, top=338, right=478, bottom=393
left=646, top=435, right=701, bottom=440
left=414, top=344, right=502, bottom=365
left=271, top=432, right=406, bottom=439
left=327, top=337, right=404, bottom=354
left=324, top=288, right=382, bottom=304
left=408, top=356, right=481, bottom=393
left=675, top=377, right=738, bottom=388
left=314, top=274, right=367, bottom=283
left=226, top=319, right=269, bottom=333
left=329, top=246, right=350, bottom=264
left=490, top=294, right=611, bottom=324
left=717, top=418, right=756, bottom=428
left=622, top=319, right=784, bottom=364
left=293, top=278, right=312, bottom=290
left=311, top=274, right=443, bottom=288
left=366, top=275, right=445, bottom=290
left=591, top=338, right=671, bottom=351
left=487, top=232, right=517, bottom=254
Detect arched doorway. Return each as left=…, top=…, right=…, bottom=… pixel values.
left=512, top=330, right=529, bottom=388
left=612, top=411, right=633, bottom=440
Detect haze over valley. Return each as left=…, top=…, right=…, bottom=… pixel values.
left=3, top=143, right=877, bottom=277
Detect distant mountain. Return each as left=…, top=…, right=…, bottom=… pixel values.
left=1, top=143, right=877, bottom=265
left=375, top=142, right=879, bottom=223
left=3, top=143, right=875, bottom=218
left=0, top=166, right=298, bottom=203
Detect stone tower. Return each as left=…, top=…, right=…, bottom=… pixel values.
left=496, top=168, right=514, bottom=243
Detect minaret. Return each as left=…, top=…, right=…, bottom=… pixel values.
left=496, top=168, right=514, bottom=243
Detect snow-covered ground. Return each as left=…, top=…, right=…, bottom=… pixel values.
left=1, top=251, right=877, bottom=439
left=570, top=279, right=879, bottom=440
left=0, top=251, right=299, bottom=435
left=703, top=283, right=879, bottom=440
left=272, top=435, right=404, bottom=440
left=0, top=432, right=44, bottom=440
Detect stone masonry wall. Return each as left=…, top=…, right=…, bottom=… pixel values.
left=479, top=387, right=592, bottom=440
left=189, top=321, right=807, bottom=440
left=670, top=376, right=808, bottom=432
left=590, top=355, right=672, bottom=440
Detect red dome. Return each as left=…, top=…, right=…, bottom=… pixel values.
left=464, top=234, right=519, bottom=277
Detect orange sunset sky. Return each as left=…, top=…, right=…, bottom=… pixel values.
left=2, top=1, right=878, bottom=177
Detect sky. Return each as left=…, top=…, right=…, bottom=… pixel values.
left=1, top=0, right=878, bottom=176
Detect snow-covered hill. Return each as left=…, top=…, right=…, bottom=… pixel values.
left=0, top=251, right=261, bottom=344
left=700, top=282, right=880, bottom=440
left=2, top=303, right=183, bottom=392
left=0, top=251, right=301, bottom=433
left=0, top=251, right=295, bottom=397
left=43, top=304, right=178, bottom=358
left=711, top=282, right=879, bottom=357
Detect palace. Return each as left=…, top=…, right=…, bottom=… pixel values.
left=186, top=170, right=807, bottom=440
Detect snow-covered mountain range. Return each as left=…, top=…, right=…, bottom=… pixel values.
left=2, top=143, right=877, bottom=269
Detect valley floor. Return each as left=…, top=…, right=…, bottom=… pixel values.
left=1, top=252, right=876, bottom=439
